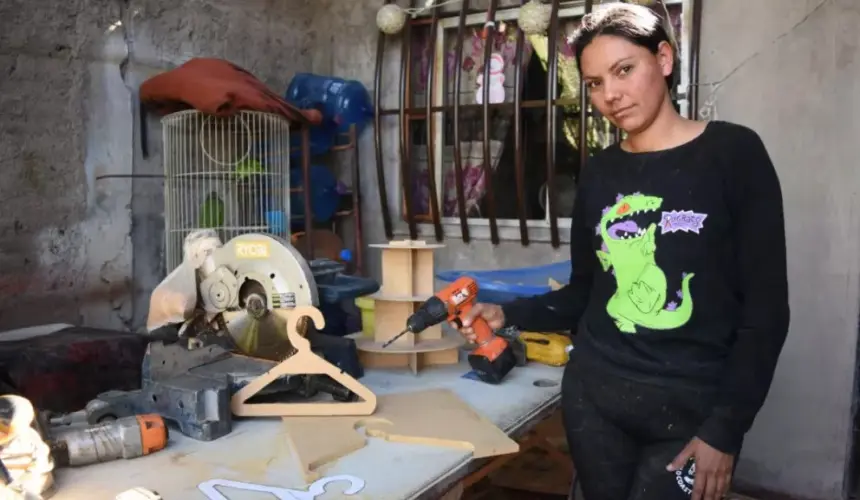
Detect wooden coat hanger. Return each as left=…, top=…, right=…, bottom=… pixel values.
left=231, top=305, right=377, bottom=417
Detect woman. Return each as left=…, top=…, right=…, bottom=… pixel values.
left=455, top=3, right=790, bottom=500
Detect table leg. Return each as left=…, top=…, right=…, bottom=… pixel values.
left=461, top=407, right=575, bottom=492
left=438, top=481, right=464, bottom=500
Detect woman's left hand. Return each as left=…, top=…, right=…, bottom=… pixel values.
left=667, top=437, right=734, bottom=500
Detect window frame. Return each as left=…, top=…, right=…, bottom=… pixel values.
left=408, top=0, right=692, bottom=235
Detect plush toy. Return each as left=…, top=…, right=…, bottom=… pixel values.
left=475, top=53, right=506, bottom=105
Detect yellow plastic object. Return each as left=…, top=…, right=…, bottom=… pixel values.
left=520, top=332, right=572, bottom=367
left=355, top=296, right=375, bottom=337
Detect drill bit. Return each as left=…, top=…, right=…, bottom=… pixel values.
left=382, top=328, right=411, bottom=348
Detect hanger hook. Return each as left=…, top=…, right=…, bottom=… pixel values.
left=283, top=305, right=325, bottom=340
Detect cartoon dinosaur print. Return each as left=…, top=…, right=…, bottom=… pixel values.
left=595, top=193, right=694, bottom=334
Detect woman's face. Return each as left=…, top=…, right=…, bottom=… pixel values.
left=580, top=34, right=674, bottom=134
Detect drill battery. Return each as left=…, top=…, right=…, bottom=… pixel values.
left=519, top=332, right=573, bottom=367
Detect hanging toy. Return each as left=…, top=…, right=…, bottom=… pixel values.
left=518, top=0, right=552, bottom=35
left=377, top=4, right=408, bottom=35
left=476, top=53, right=506, bottom=105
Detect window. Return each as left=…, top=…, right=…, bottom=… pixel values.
left=402, top=1, right=689, bottom=233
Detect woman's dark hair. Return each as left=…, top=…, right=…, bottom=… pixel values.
left=569, top=2, right=679, bottom=93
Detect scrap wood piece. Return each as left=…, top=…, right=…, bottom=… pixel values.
left=198, top=475, right=365, bottom=500
left=283, top=388, right=519, bottom=481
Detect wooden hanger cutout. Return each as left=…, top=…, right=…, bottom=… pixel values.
left=231, top=305, right=377, bottom=417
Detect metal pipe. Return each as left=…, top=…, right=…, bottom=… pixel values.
left=451, top=0, right=471, bottom=242
left=399, top=18, right=418, bottom=240
left=350, top=125, right=364, bottom=274
left=546, top=0, right=561, bottom=248
left=480, top=0, right=500, bottom=245
left=513, top=0, right=529, bottom=246
left=689, top=0, right=702, bottom=119
left=373, top=0, right=394, bottom=240
left=425, top=5, right=444, bottom=242
left=301, top=126, right=314, bottom=258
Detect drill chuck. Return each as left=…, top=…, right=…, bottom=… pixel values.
left=383, top=296, right=449, bottom=348
left=405, top=296, right=448, bottom=332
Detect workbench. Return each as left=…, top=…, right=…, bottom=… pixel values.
left=50, top=360, right=565, bottom=500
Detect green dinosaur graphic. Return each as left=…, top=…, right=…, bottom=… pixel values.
left=595, top=193, right=694, bottom=334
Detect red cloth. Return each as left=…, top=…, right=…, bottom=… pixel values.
left=140, top=58, right=321, bottom=124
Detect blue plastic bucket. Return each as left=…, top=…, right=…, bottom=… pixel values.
left=289, top=165, right=341, bottom=226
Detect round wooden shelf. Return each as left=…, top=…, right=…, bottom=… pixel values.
left=367, top=292, right=432, bottom=303
left=355, top=334, right=465, bottom=354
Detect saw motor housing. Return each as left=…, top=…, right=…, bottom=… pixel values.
left=198, top=233, right=319, bottom=314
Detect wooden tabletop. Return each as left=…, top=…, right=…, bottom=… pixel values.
left=50, top=360, right=564, bottom=500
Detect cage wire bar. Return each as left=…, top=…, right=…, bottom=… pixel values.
left=373, top=0, right=701, bottom=248
left=162, top=109, right=293, bottom=271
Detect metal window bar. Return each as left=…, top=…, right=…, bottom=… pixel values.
left=452, top=0, right=472, bottom=242
left=425, top=4, right=444, bottom=242
left=372, top=0, right=701, bottom=248
left=374, top=0, right=396, bottom=240
left=513, top=0, right=528, bottom=245
left=481, top=0, right=502, bottom=244
left=547, top=0, right=563, bottom=248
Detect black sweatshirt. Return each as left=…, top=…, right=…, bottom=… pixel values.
left=502, top=121, right=790, bottom=454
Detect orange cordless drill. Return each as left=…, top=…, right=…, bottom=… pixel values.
left=382, top=276, right=517, bottom=384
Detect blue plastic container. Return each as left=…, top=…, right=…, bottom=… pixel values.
left=436, top=261, right=572, bottom=305
left=285, top=73, right=374, bottom=136
left=289, top=124, right=336, bottom=158
left=290, top=165, right=340, bottom=226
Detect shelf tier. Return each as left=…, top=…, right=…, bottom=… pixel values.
left=368, top=242, right=445, bottom=250
left=367, top=292, right=432, bottom=303
left=355, top=334, right=464, bottom=354
left=351, top=333, right=463, bottom=376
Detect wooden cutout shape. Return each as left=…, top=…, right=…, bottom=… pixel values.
left=284, top=388, right=520, bottom=481
left=231, top=305, right=377, bottom=417
left=198, top=475, right=365, bottom=500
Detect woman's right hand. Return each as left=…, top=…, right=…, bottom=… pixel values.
left=452, top=303, right=506, bottom=343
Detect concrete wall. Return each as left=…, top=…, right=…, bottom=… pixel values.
left=319, top=1, right=859, bottom=498
left=0, top=0, right=319, bottom=330
left=698, top=1, right=860, bottom=498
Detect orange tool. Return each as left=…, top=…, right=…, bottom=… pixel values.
left=49, top=414, right=168, bottom=467
left=383, top=276, right=517, bottom=384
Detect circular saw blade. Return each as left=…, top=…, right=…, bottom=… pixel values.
left=224, top=309, right=294, bottom=361
left=207, top=233, right=318, bottom=360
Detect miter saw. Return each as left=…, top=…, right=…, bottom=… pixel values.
left=69, top=230, right=379, bottom=441
left=147, top=230, right=317, bottom=359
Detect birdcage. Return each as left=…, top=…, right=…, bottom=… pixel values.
left=162, top=109, right=292, bottom=272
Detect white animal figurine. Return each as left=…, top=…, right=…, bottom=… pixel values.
left=475, top=53, right=506, bottom=105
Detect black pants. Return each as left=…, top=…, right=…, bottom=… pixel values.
left=561, top=353, right=736, bottom=500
